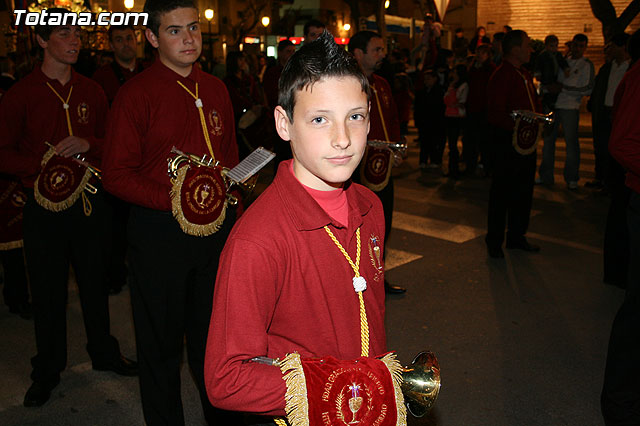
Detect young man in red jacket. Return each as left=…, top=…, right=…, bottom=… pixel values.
left=0, top=8, right=137, bottom=408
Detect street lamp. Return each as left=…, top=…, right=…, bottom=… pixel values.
left=343, top=23, right=351, bottom=31
left=384, top=0, right=390, bottom=9
left=261, top=16, right=270, bottom=53
left=124, top=0, right=134, bottom=10
left=204, top=9, right=214, bottom=71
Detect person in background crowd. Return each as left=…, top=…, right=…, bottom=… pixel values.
left=0, top=57, right=31, bottom=320
left=263, top=39, right=297, bottom=171
left=469, top=26, right=490, bottom=55
left=453, top=27, right=469, bottom=63
left=443, top=64, right=469, bottom=179
left=224, top=51, right=267, bottom=160
left=349, top=30, right=406, bottom=294
left=0, top=7, right=138, bottom=408
left=92, top=25, right=143, bottom=105
left=587, top=33, right=630, bottom=189
left=414, top=68, right=445, bottom=170
left=0, top=55, right=16, bottom=93
left=492, top=32, right=505, bottom=65
left=465, top=44, right=496, bottom=176
left=601, top=28, right=640, bottom=426
left=485, top=30, right=542, bottom=258
left=503, top=25, right=513, bottom=33
left=538, top=33, right=594, bottom=190
left=588, top=33, right=631, bottom=290
left=393, top=71, right=413, bottom=136
left=256, top=53, right=268, bottom=83
left=434, top=48, right=453, bottom=87
left=303, top=19, right=326, bottom=44
left=0, top=175, right=31, bottom=319
left=102, top=0, right=241, bottom=423
left=534, top=35, right=569, bottom=114
left=92, top=24, right=144, bottom=296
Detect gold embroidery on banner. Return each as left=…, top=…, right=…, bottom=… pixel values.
left=77, top=102, right=89, bottom=124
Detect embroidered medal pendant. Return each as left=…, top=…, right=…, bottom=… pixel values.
left=353, top=276, right=367, bottom=292
left=195, top=98, right=203, bottom=108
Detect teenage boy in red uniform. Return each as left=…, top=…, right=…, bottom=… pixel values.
left=349, top=30, right=406, bottom=294
left=485, top=30, right=542, bottom=258
left=102, top=0, right=240, bottom=424
left=0, top=8, right=137, bottom=408
left=204, top=32, right=387, bottom=423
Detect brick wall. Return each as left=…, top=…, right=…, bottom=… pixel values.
left=477, top=0, right=640, bottom=67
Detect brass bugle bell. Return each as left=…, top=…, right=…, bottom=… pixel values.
left=249, top=350, right=441, bottom=418
left=167, top=147, right=258, bottom=205
left=401, top=351, right=441, bottom=417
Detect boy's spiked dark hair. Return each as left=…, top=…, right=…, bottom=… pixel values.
left=143, top=0, right=197, bottom=36
left=278, top=30, right=369, bottom=122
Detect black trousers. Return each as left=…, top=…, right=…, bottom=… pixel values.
left=105, top=193, right=129, bottom=290
left=1, top=247, right=29, bottom=308
left=127, top=205, right=239, bottom=426
left=445, top=117, right=464, bottom=176
left=418, top=121, right=445, bottom=166
left=22, top=189, right=119, bottom=385
left=601, top=191, right=640, bottom=425
left=592, top=107, right=613, bottom=182
left=604, top=161, right=630, bottom=287
left=486, top=135, right=536, bottom=248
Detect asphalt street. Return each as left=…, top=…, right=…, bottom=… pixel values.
left=0, top=124, right=623, bottom=426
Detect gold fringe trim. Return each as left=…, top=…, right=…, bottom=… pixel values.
left=279, top=352, right=309, bottom=426
left=170, top=166, right=227, bottom=237
left=512, top=117, right=543, bottom=156
left=360, top=146, right=393, bottom=192
left=0, top=240, right=23, bottom=250
left=380, top=353, right=408, bottom=426
left=34, top=147, right=92, bottom=212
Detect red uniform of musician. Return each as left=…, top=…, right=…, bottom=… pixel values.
left=349, top=31, right=405, bottom=294
left=101, top=2, right=240, bottom=425
left=485, top=30, right=543, bottom=258
left=205, top=32, right=391, bottom=425
left=0, top=10, right=136, bottom=409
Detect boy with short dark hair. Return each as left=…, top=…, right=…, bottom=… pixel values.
left=204, top=31, right=389, bottom=422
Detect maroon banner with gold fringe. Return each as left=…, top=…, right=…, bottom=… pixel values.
left=0, top=177, right=26, bottom=250
left=360, top=146, right=393, bottom=192
left=170, top=164, right=227, bottom=237
left=34, top=147, right=92, bottom=212
left=512, top=117, right=543, bottom=155
left=279, top=352, right=406, bottom=426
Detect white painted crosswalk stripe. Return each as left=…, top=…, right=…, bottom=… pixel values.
left=385, top=248, right=423, bottom=271
left=392, top=211, right=485, bottom=243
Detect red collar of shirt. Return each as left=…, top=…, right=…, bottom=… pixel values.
left=274, top=159, right=372, bottom=231
left=33, top=64, right=80, bottom=90
left=148, top=57, right=203, bottom=85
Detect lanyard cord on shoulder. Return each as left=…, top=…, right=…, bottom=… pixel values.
left=323, top=226, right=370, bottom=357
left=46, top=82, right=74, bottom=136
left=514, top=68, right=536, bottom=112
left=371, top=84, right=390, bottom=142
left=177, top=80, right=216, bottom=161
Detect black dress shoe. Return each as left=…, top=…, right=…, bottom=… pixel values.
left=24, top=378, right=59, bottom=407
left=93, top=355, right=139, bottom=376
left=384, top=280, right=406, bottom=294
left=506, top=240, right=540, bottom=252
left=487, top=246, right=504, bottom=258
left=9, top=302, right=33, bottom=320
